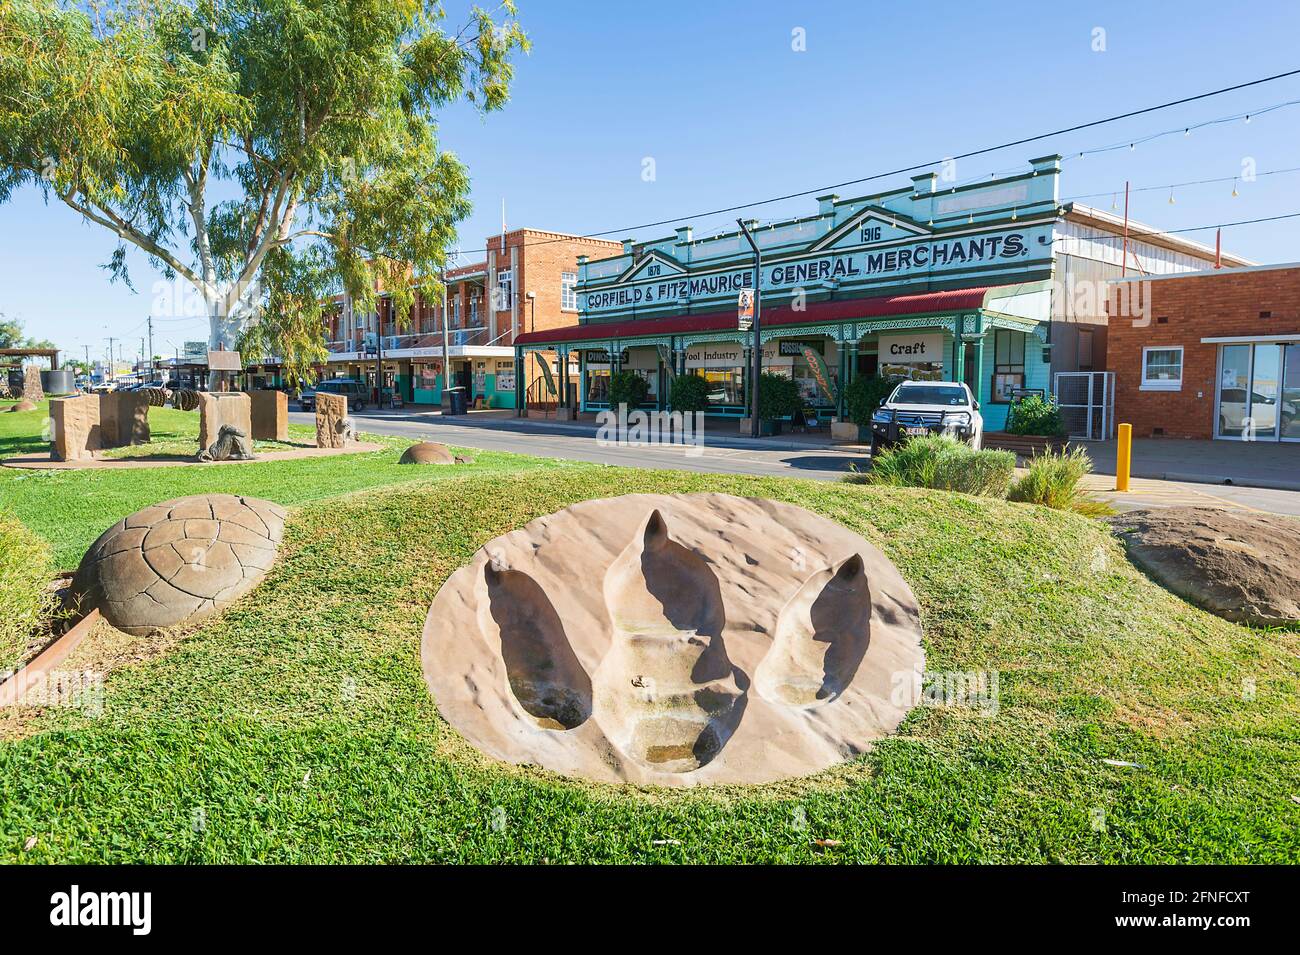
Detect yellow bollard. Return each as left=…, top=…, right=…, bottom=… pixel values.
left=1116, top=422, right=1132, bottom=492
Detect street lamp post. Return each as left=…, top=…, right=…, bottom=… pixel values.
left=737, top=218, right=762, bottom=439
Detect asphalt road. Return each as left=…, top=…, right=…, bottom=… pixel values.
left=291, top=409, right=1300, bottom=517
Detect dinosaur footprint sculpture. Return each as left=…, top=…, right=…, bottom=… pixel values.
left=593, top=510, right=743, bottom=772
left=483, top=563, right=592, bottom=730
left=755, top=554, right=872, bottom=707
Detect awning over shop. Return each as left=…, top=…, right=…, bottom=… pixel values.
left=513, top=286, right=1009, bottom=348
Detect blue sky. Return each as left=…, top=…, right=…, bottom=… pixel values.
left=4, top=0, right=1300, bottom=362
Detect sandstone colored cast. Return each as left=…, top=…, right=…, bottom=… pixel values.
left=49, top=392, right=151, bottom=461
left=248, top=390, right=288, bottom=441
left=49, top=394, right=102, bottom=461
left=314, top=391, right=349, bottom=448
left=398, top=441, right=473, bottom=465
left=422, top=492, right=925, bottom=786
left=99, top=390, right=151, bottom=447
left=197, top=392, right=252, bottom=452
left=73, top=494, right=288, bottom=636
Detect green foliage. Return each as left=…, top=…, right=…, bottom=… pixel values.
left=851, top=434, right=1015, bottom=497
left=0, top=314, right=54, bottom=351
left=757, top=372, right=801, bottom=420
left=1009, top=447, right=1114, bottom=516
left=1006, top=394, right=1066, bottom=437
left=0, top=510, right=53, bottom=671
left=606, top=370, right=649, bottom=410
left=0, top=0, right=528, bottom=383
left=843, top=374, right=902, bottom=426
left=668, top=373, right=709, bottom=413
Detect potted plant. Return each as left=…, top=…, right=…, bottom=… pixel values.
left=607, top=370, right=650, bottom=411
left=837, top=374, right=901, bottom=442
left=745, top=372, right=801, bottom=436
left=668, top=373, right=709, bottom=414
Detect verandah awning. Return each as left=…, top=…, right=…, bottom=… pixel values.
left=512, top=286, right=1009, bottom=348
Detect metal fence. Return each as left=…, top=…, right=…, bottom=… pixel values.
left=1053, top=371, right=1115, bottom=440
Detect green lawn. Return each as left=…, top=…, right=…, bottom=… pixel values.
left=0, top=400, right=1297, bottom=863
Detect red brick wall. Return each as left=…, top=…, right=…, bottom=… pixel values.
left=1106, top=267, right=1300, bottom=439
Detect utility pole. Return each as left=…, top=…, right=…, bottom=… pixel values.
left=374, top=301, right=384, bottom=408
left=104, top=336, right=117, bottom=381
left=737, top=218, right=763, bottom=439
left=440, top=267, right=451, bottom=409
left=147, top=315, right=155, bottom=382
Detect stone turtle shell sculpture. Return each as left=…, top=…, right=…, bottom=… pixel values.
left=73, top=494, right=287, bottom=636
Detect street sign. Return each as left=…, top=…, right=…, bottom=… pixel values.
left=182, top=341, right=207, bottom=362
left=737, top=288, right=755, bottom=332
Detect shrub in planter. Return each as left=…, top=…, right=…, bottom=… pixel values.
left=607, top=370, right=650, bottom=410
left=757, top=372, right=801, bottom=421
left=1006, top=394, right=1066, bottom=437
left=668, top=373, right=709, bottom=413
left=843, top=374, right=902, bottom=426
left=847, top=434, right=1015, bottom=497
left=0, top=511, right=53, bottom=671
left=1008, top=447, right=1113, bottom=517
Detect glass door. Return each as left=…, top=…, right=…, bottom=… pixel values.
left=1248, top=344, right=1281, bottom=440
left=1282, top=344, right=1300, bottom=441
left=1216, top=344, right=1252, bottom=438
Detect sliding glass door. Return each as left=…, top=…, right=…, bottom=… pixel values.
left=1217, top=342, right=1300, bottom=441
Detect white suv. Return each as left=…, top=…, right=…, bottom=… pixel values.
left=869, top=380, right=984, bottom=456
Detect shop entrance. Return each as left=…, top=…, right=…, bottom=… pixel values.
left=1215, top=342, right=1300, bottom=441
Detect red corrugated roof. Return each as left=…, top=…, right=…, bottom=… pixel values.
left=514, top=286, right=1002, bottom=346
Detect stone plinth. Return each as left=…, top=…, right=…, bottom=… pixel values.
left=99, top=391, right=151, bottom=447
left=315, top=392, right=348, bottom=448
left=248, top=390, right=288, bottom=441
left=197, top=392, right=252, bottom=452
left=50, top=394, right=103, bottom=461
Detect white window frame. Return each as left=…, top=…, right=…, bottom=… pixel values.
left=1140, top=345, right=1184, bottom=391
left=496, top=268, right=514, bottom=311
left=561, top=271, right=578, bottom=311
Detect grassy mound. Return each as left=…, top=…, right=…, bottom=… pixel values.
left=0, top=510, right=53, bottom=672
left=1, top=466, right=1296, bottom=863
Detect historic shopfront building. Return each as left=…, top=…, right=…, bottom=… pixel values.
left=512, top=154, right=1242, bottom=429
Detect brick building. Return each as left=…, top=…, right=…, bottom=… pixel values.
left=321, top=228, right=620, bottom=407
left=1106, top=263, right=1300, bottom=441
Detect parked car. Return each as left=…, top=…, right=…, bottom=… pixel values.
left=299, top=378, right=367, bottom=412
left=869, top=380, right=984, bottom=455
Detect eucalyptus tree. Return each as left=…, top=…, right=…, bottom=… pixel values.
left=0, top=0, right=527, bottom=384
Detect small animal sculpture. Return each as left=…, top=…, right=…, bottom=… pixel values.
left=336, top=416, right=358, bottom=444
left=198, top=424, right=255, bottom=462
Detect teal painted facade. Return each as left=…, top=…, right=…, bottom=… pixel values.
left=516, top=156, right=1067, bottom=422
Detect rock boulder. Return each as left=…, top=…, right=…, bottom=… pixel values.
left=1109, top=507, right=1300, bottom=626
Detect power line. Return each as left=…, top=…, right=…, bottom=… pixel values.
left=421, top=67, right=1300, bottom=259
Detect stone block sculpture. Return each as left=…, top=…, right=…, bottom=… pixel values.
left=314, top=392, right=349, bottom=448
left=196, top=392, right=252, bottom=453
left=73, top=494, right=287, bottom=635
left=421, top=493, right=925, bottom=786
left=49, top=394, right=103, bottom=461
left=99, top=391, right=151, bottom=447
left=21, top=365, right=43, bottom=404
left=248, top=390, right=288, bottom=441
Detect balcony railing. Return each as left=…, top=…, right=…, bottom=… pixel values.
left=324, top=327, right=499, bottom=354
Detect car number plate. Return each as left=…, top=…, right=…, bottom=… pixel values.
left=904, top=426, right=929, bottom=436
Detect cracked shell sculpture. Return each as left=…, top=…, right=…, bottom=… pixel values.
left=422, top=493, right=925, bottom=786
left=73, top=494, right=287, bottom=636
